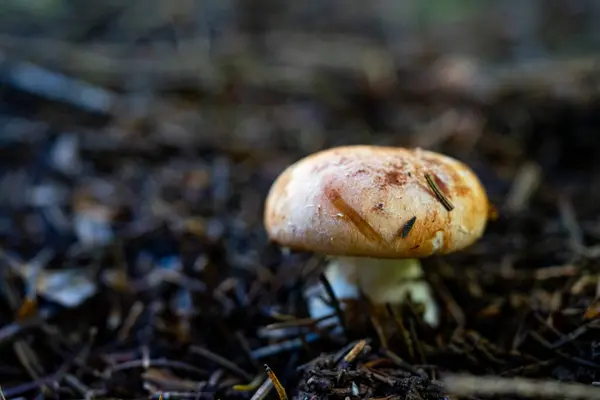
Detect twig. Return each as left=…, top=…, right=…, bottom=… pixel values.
left=442, top=373, right=600, bottom=399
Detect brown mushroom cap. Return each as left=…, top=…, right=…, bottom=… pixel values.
left=264, top=145, right=489, bottom=259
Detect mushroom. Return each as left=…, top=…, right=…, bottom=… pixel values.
left=263, top=145, right=489, bottom=326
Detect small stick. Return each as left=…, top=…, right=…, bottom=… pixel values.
left=424, top=174, right=454, bottom=211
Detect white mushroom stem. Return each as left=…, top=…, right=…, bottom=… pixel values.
left=308, top=256, right=439, bottom=326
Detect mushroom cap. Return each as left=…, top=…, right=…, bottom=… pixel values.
left=264, top=145, right=489, bottom=259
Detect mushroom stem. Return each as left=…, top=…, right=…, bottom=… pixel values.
left=308, top=256, right=439, bottom=326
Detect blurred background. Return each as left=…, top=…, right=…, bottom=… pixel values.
left=2, top=0, right=600, bottom=398
left=1, top=0, right=600, bottom=260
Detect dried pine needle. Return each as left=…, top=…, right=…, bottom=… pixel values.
left=233, top=374, right=265, bottom=391
left=424, top=173, right=454, bottom=211
left=362, top=358, right=388, bottom=368
left=264, top=364, right=287, bottom=400
left=250, top=378, right=273, bottom=400
left=343, top=339, right=367, bottom=363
